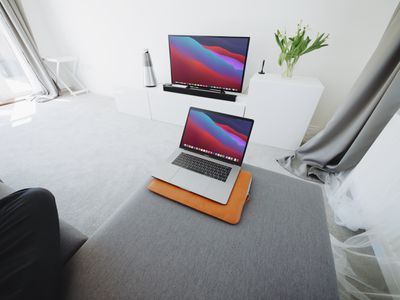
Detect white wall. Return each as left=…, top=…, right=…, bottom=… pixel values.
left=21, top=0, right=398, bottom=132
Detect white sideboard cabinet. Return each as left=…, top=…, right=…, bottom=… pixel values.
left=244, top=74, right=324, bottom=150
left=113, top=74, right=323, bottom=150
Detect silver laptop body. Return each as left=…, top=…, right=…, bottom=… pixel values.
left=152, top=107, right=254, bottom=205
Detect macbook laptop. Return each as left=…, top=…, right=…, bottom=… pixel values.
left=152, top=107, right=254, bottom=204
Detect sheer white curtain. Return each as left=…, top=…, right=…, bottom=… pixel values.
left=326, top=111, right=400, bottom=299
left=0, top=8, right=42, bottom=103
left=0, top=0, right=58, bottom=102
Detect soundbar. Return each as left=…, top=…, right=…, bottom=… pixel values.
left=163, top=84, right=237, bottom=102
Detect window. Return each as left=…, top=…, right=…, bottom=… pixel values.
left=0, top=13, right=42, bottom=105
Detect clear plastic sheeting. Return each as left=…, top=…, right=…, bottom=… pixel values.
left=326, top=111, right=400, bottom=299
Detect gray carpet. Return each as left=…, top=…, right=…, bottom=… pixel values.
left=0, top=95, right=180, bottom=234
left=0, top=94, right=296, bottom=236
left=0, top=94, right=358, bottom=243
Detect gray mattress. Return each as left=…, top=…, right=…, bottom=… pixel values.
left=62, top=164, right=338, bottom=299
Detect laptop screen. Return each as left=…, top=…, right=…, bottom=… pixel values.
left=179, top=107, right=254, bottom=166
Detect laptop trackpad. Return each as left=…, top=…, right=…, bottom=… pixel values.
left=171, top=169, right=210, bottom=192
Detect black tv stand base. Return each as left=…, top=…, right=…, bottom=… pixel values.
left=163, top=84, right=237, bottom=102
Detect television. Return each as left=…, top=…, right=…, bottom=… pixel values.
left=168, top=35, right=250, bottom=93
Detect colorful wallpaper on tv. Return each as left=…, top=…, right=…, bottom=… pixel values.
left=181, top=109, right=253, bottom=164
left=169, top=36, right=249, bottom=92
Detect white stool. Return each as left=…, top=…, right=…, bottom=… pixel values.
left=44, top=56, right=88, bottom=96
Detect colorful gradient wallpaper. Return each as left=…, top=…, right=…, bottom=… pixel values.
left=181, top=109, right=253, bottom=164
left=169, top=36, right=249, bottom=92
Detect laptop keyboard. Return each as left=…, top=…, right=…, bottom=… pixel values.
left=172, top=152, right=232, bottom=182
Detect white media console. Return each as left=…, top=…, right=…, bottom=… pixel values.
left=114, top=73, right=324, bottom=150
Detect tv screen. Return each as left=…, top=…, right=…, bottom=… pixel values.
left=168, top=35, right=250, bottom=93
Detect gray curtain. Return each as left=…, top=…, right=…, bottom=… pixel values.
left=0, top=0, right=58, bottom=101
left=278, top=4, right=400, bottom=182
